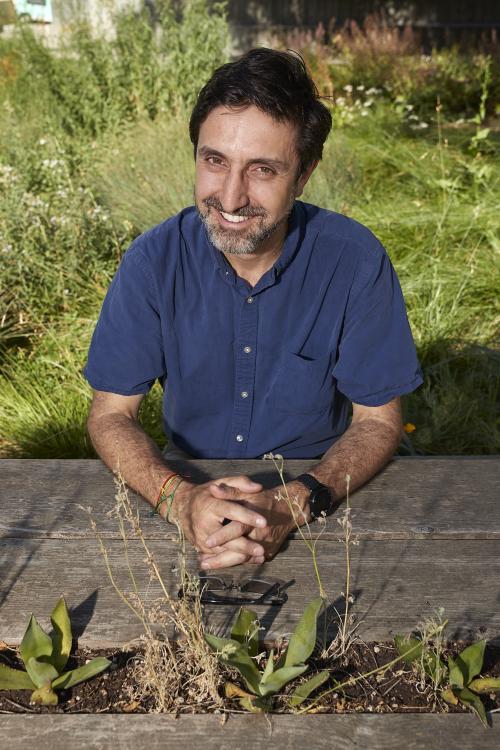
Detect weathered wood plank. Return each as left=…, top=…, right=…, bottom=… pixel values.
left=1, top=537, right=498, bottom=646
left=1, top=457, right=499, bottom=539
left=0, top=714, right=497, bottom=749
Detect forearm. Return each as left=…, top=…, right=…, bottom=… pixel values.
left=87, top=412, right=182, bottom=509
left=286, top=413, right=402, bottom=512
left=307, top=416, right=402, bottom=500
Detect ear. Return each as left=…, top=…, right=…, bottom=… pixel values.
left=295, top=160, right=319, bottom=197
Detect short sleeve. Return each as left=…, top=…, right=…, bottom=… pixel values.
left=83, top=247, right=166, bottom=395
left=332, top=249, right=423, bottom=406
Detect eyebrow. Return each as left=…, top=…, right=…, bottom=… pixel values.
left=198, top=146, right=288, bottom=171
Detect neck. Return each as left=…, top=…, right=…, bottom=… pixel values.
left=223, top=221, right=288, bottom=287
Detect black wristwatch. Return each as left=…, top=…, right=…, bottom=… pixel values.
left=295, top=473, right=334, bottom=519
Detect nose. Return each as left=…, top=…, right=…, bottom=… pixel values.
left=219, top=168, right=249, bottom=213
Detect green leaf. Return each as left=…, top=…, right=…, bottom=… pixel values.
left=259, top=665, right=307, bottom=696
left=52, top=657, right=111, bottom=690
left=50, top=596, right=72, bottom=673
left=20, top=615, right=53, bottom=668
left=261, top=649, right=275, bottom=683
left=26, top=657, right=58, bottom=689
left=230, top=608, right=259, bottom=658
left=204, top=633, right=262, bottom=695
left=289, top=670, right=330, bottom=706
left=469, top=677, right=500, bottom=694
left=448, top=655, right=464, bottom=688
left=474, top=128, right=490, bottom=141
left=441, top=687, right=459, bottom=706
left=456, top=686, right=488, bottom=728
left=0, top=663, right=36, bottom=690
left=30, top=683, right=59, bottom=706
left=455, top=640, right=486, bottom=685
left=394, top=635, right=423, bottom=664
left=238, top=695, right=269, bottom=712
left=284, top=597, right=325, bottom=668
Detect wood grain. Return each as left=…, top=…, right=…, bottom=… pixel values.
left=1, top=457, right=499, bottom=539
left=0, top=714, right=497, bottom=748
left=1, top=536, right=498, bottom=646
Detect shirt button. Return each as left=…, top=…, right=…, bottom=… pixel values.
left=236, top=434, right=244, bottom=442
left=240, top=391, right=248, bottom=398
left=246, top=296, right=254, bottom=303
left=243, top=346, right=252, bottom=354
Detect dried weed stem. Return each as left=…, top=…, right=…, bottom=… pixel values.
left=84, top=474, right=223, bottom=712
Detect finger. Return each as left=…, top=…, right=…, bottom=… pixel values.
left=199, top=549, right=250, bottom=570
left=211, top=497, right=267, bottom=530
left=218, top=476, right=263, bottom=492
left=206, top=520, right=254, bottom=549
left=202, top=535, right=265, bottom=557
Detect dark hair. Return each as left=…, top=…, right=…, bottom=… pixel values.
left=189, top=48, right=332, bottom=175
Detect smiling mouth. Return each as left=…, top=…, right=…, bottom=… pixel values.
left=218, top=210, right=254, bottom=225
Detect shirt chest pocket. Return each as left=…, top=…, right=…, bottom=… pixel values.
left=266, top=351, right=334, bottom=414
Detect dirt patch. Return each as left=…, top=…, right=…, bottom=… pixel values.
left=0, top=641, right=498, bottom=715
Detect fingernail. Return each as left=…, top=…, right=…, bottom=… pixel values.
left=253, top=547, right=262, bottom=556
left=201, top=561, right=210, bottom=569
left=206, top=538, right=215, bottom=548
left=256, top=517, right=266, bottom=527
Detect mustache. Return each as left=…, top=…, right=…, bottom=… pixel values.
left=202, top=196, right=266, bottom=217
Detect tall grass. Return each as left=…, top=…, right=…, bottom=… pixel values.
left=0, top=6, right=498, bottom=457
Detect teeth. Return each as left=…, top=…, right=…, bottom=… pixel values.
left=220, top=211, right=250, bottom=223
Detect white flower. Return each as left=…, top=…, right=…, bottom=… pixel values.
left=343, top=84, right=353, bottom=93
left=356, top=85, right=365, bottom=91
left=38, top=138, right=47, bottom=146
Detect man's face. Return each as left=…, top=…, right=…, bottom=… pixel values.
left=194, top=104, right=313, bottom=256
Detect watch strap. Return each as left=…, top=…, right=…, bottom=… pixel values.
left=295, top=473, right=324, bottom=492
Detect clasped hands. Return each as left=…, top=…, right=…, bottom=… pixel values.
left=171, top=475, right=309, bottom=569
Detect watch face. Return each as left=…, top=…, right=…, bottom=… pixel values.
left=310, top=486, right=333, bottom=517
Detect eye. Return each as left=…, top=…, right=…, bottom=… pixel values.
left=254, top=165, right=275, bottom=176
left=206, top=155, right=224, bottom=166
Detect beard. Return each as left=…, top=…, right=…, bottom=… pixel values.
left=197, top=192, right=296, bottom=256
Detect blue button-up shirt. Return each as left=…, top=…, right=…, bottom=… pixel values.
left=84, top=201, right=422, bottom=458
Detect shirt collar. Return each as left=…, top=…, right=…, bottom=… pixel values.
left=203, top=201, right=305, bottom=279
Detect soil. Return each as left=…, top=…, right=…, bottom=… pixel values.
left=0, top=641, right=498, bottom=716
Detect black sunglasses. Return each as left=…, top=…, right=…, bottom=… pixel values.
left=178, top=574, right=288, bottom=606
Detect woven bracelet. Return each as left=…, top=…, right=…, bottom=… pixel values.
left=150, top=474, right=180, bottom=516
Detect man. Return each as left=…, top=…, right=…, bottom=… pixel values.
left=84, top=49, right=422, bottom=570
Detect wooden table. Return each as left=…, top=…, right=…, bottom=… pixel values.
left=1, top=457, right=499, bottom=747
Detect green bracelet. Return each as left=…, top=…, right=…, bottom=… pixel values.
left=150, top=475, right=179, bottom=517
left=165, top=477, right=185, bottom=524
